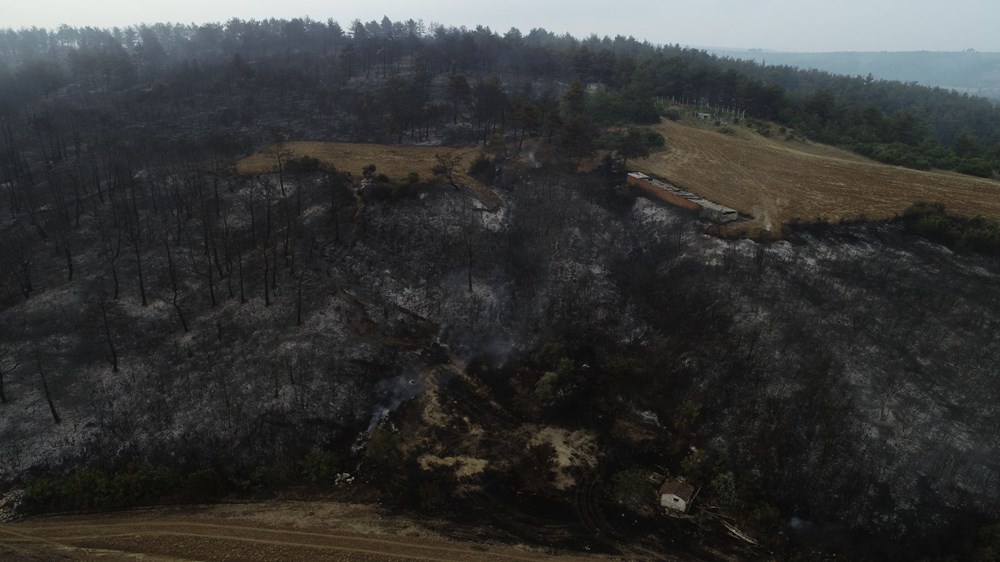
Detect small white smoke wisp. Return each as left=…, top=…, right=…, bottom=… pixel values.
left=352, top=373, right=423, bottom=453
left=789, top=516, right=814, bottom=530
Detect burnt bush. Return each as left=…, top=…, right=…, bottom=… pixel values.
left=20, top=465, right=178, bottom=514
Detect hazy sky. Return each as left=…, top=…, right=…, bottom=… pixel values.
left=6, top=0, right=999, bottom=52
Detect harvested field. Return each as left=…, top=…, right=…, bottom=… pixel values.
left=633, top=120, right=1000, bottom=233
left=238, top=142, right=501, bottom=210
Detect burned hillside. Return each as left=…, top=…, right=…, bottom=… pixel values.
left=2, top=17, right=1000, bottom=561
left=1, top=147, right=1000, bottom=557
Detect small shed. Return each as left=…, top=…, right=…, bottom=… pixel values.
left=659, top=478, right=697, bottom=513
left=696, top=112, right=711, bottom=120
left=698, top=201, right=739, bottom=223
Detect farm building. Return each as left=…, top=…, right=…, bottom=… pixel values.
left=699, top=201, right=739, bottom=223
left=659, top=478, right=697, bottom=513
left=696, top=112, right=712, bottom=120
left=627, top=172, right=739, bottom=223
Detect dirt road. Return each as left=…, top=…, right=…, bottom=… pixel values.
left=0, top=501, right=618, bottom=561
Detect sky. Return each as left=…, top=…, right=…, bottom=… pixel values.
left=5, top=0, right=999, bottom=53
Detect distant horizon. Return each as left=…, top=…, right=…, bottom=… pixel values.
left=7, top=16, right=1000, bottom=57
left=5, top=0, right=1000, bottom=53
left=3, top=20, right=999, bottom=57
left=700, top=46, right=1000, bottom=55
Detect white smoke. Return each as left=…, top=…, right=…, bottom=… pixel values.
left=352, top=372, right=423, bottom=452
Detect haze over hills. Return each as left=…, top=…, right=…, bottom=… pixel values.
left=707, top=48, right=1000, bottom=99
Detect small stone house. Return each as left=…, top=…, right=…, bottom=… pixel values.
left=659, top=478, right=697, bottom=513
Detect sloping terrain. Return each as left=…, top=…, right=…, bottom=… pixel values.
left=2, top=152, right=1000, bottom=558
left=633, top=119, right=1000, bottom=232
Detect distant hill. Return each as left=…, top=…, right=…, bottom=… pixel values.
left=707, top=48, right=1000, bottom=99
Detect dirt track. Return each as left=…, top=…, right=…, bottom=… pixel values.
left=0, top=501, right=616, bottom=561
left=634, top=119, right=1000, bottom=233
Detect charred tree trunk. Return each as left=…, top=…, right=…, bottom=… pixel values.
left=34, top=350, right=60, bottom=425
left=296, top=272, right=304, bottom=326
left=206, top=251, right=216, bottom=308
left=164, top=233, right=187, bottom=332
left=296, top=177, right=303, bottom=216
left=111, top=261, right=120, bottom=300
left=271, top=240, right=279, bottom=290
left=247, top=197, right=256, bottom=245
left=17, top=255, right=33, bottom=299
left=63, top=243, right=74, bottom=282
left=263, top=246, right=271, bottom=307
left=0, top=346, right=16, bottom=404
left=222, top=220, right=234, bottom=299
left=133, top=241, right=147, bottom=306
left=99, top=289, right=118, bottom=372
left=237, top=248, right=246, bottom=304
left=172, top=292, right=189, bottom=333
left=211, top=237, right=226, bottom=281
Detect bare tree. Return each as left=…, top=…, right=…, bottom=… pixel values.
left=263, top=244, right=271, bottom=307
left=33, top=348, right=60, bottom=425
left=431, top=152, right=463, bottom=189
left=323, top=166, right=345, bottom=242
left=163, top=224, right=189, bottom=332
left=221, top=214, right=236, bottom=299
left=1, top=231, right=35, bottom=300
left=126, top=202, right=149, bottom=307
left=96, top=205, right=124, bottom=299
left=0, top=338, right=19, bottom=404
left=267, top=133, right=293, bottom=197
left=54, top=229, right=74, bottom=283
left=97, top=281, right=119, bottom=372
left=296, top=270, right=307, bottom=326
left=236, top=236, right=247, bottom=305
left=186, top=243, right=217, bottom=309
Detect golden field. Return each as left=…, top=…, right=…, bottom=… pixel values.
left=633, top=120, right=1000, bottom=233
left=237, top=142, right=501, bottom=209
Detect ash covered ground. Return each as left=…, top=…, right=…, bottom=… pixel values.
left=1, top=159, right=999, bottom=559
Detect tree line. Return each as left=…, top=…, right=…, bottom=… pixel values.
left=1, top=17, right=999, bottom=176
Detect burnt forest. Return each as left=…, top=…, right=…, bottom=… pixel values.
left=1, top=18, right=1000, bottom=561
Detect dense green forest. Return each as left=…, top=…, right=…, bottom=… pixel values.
left=1, top=17, right=999, bottom=178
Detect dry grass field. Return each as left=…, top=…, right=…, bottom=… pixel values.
left=633, top=120, right=1000, bottom=233
left=238, top=142, right=501, bottom=209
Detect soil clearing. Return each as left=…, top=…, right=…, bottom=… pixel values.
left=237, top=142, right=502, bottom=210
left=633, top=119, right=1000, bottom=234
left=525, top=426, right=599, bottom=491
left=0, top=501, right=617, bottom=561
